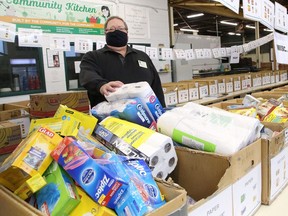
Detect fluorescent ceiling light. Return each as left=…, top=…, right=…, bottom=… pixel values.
left=220, top=21, right=237, bottom=26
left=187, top=13, right=204, bottom=18
left=228, top=32, right=241, bottom=36
left=173, top=23, right=178, bottom=27
left=180, top=28, right=199, bottom=33
left=246, top=25, right=255, bottom=29
left=264, top=28, right=273, bottom=32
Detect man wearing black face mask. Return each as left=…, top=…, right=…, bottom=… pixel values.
left=79, top=16, right=166, bottom=108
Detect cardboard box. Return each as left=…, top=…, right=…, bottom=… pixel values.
left=194, top=79, right=217, bottom=97
left=0, top=104, right=30, bottom=138
left=177, top=80, right=199, bottom=101
left=0, top=121, right=22, bottom=155
left=208, top=99, right=288, bottom=205
left=0, top=179, right=187, bottom=216
left=176, top=82, right=189, bottom=104
left=232, top=75, right=242, bottom=91
left=279, top=70, right=288, bottom=82
left=162, top=83, right=178, bottom=106
left=260, top=122, right=288, bottom=205
left=0, top=185, right=43, bottom=216
left=192, top=81, right=209, bottom=99
left=29, top=91, right=90, bottom=118
left=223, top=76, right=234, bottom=93
left=261, top=71, right=272, bottom=85
left=251, top=72, right=262, bottom=87
left=171, top=139, right=262, bottom=216
left=7, top=101, right=30, bottom=113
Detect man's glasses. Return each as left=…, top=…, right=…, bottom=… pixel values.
left=105, top=26, right=128, bottom=33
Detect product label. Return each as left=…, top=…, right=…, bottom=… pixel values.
left=173, top=128, right=216, bottom=152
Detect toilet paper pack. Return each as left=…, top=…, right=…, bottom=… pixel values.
left=93, top=124, right=150, bottom=164
left=105, top=82, right=165, bottom=122
left=100, top=116, right=177, bottom=179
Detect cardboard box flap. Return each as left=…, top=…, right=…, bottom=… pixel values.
left=148, top=178, right=187, bottom=215
left=227, top=139, right=261, bottom=182
left=262, top=121, right=288, bottom=131
left=4, top=104, right=29, bottom=115
left=172, top=146, right=230, bottom=201
left=0, top=185, right=44, bottom=216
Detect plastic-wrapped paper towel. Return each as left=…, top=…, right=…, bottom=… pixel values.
left=157, top=102, right=263, bottom=156
left=100, top=116, right=177, bottom=179
left=91, top=98, right=157, bottom=130
left=105, top=81, right=165, bottom=122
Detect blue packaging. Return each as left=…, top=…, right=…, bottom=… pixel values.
left=99, top=154, right=149, bottom=216
left=91, top=98, right=157, bottom=130
left=99, top=153, right=166, bottom=215
left=51, top=137, right=128, bottom=209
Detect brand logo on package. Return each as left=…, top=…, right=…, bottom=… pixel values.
left=81, top=168, right=95, bottom=185
left=149, top=95, right=156, bottom=103
left=38, top=127, right=55, bottom=138
left=48, top=97, right=60, bottom=105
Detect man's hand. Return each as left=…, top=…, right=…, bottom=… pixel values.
left=99, top=81, right=124, bottom=96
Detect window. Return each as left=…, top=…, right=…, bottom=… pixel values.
left=0, top=37, right=45, bottom=96
left=64, top=43, right=96, bottom=90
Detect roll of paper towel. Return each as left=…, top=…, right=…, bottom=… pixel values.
left=91, top=98, right=157, bottom=130
left=157, top=102, right=262, bottom=156
left=105, top=81, right=165, bottom=122
left=100, top=116, right=177, bottom=179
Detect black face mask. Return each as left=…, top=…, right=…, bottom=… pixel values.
left=106, top=30, right=128, bottom=47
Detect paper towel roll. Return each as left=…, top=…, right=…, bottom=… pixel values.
left=157, top=102, right=262, bottom=156
left=100, top=116, right=178, bottom=179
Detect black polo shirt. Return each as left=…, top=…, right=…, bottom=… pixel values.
left=79, top=45, right=166, bottom=107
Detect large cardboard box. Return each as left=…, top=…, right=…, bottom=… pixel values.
left=261, top=122, right=288, bottom=205
left=0, top=121, right=22, bottom=155
left=0, top=104, right=30, bottom=139
left=29, top=91, right=90, bottom=118
left=0, top=179, right=187, bottom=216
left=209, top=100, right=288, bottom=205
left=171, top=139, right=262, bottom=216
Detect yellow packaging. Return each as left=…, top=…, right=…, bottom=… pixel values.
left=70, top=186, right=116, bottom=216
left=29, top=117, right=63, bottom=134
left=60, top=115, right=80, bottom=137
left=14, top=173, right=46, bottom=200
left=100, top=116, right=153, bottom=148
left=0, top=126, right=63, bottom=191
left=228, top=107, right=257, bottom=117
left=54, top=105, right=98, bottom=135
left=263, top=106, right=288, bottom=123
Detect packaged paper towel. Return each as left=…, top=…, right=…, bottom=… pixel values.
left=105, top=81, right=165, bottom=122
left=99, top=116, right=177, bottom=179
left=157, top=102, right=262, bottom=156
left=91, top=98, right=157, bottom=130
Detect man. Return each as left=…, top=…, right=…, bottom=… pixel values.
left=79, top=16, right=166, bottom=108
